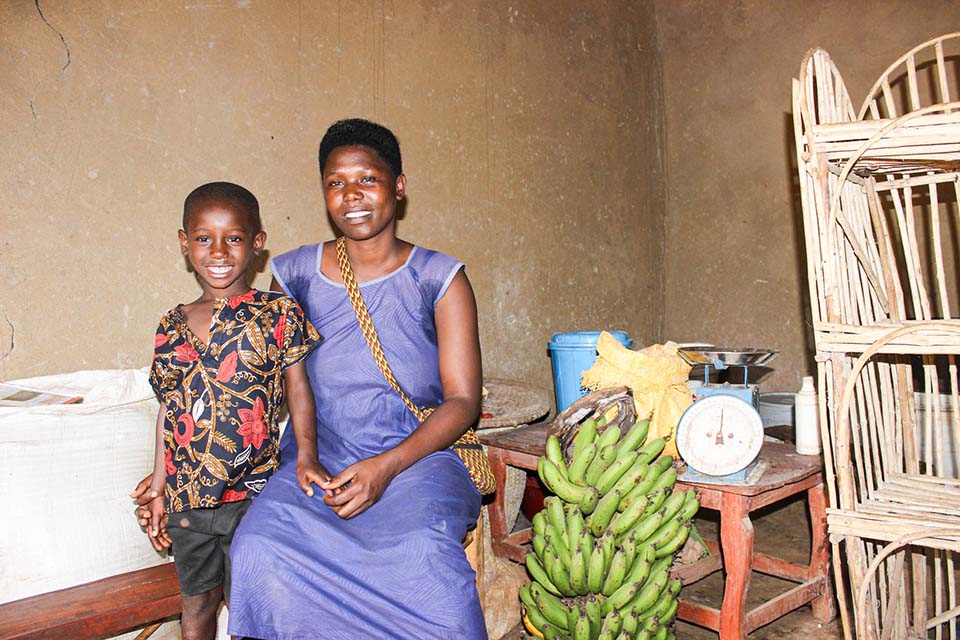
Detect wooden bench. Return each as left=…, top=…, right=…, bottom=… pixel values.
left=0, top=564, right=181, bottom=640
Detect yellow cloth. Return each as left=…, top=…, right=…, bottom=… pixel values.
left=581, top=332, right=692, bottom=457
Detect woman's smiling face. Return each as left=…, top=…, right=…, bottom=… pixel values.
left=322, top=144, right=406, bottom=242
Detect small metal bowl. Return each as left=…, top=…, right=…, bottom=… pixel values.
left=678, top=347, right=779, bottom=368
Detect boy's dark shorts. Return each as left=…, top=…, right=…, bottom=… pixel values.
left=167, top=499, right=251, bottom=598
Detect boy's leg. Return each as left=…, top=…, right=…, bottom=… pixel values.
left=214, top=499, right=252, bottom=605
left=167, top=508, right=229, bottom=640
left=180, top=585, right=223, bottom=640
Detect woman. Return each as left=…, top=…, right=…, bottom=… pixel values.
left=227, top=119, right=485, bottom=639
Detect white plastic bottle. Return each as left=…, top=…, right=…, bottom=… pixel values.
left=795, top=376, right=821, bottom=455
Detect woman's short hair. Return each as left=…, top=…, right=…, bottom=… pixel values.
left=318, top=118, right=402, bottom=178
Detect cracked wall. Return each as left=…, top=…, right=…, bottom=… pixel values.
left=0, top=1, right=666, bottom=399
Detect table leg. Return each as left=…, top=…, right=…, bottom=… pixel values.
left=719, top=492, right=753, bottom=640
left=487, top=447, right=510, bottom=551
left=807, top=482, right=837, bottom=622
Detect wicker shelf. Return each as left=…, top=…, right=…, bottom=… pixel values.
left=805, top=112, right=960, bottom=175
left=793, top=32, right=960, bottom=640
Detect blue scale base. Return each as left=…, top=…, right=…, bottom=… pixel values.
left=679, top=458, right=761, bottom=486
left=694, top=382, right=759, bottom=409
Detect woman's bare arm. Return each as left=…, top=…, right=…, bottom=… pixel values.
left=323, top=269, right=482, bottom=518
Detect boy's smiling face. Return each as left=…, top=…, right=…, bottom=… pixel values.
left=178, top=202, right=266, bottom=300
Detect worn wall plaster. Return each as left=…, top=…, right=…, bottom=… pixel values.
left=656, top=0, right=960, bottom=391
left=0, top=0, right=665, bottom=406
left=7, top=0, right=957, bottom=402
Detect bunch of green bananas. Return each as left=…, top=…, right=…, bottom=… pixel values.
left=520, top=415, right=699, bottom=640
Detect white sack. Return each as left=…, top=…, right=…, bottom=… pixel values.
left=0, top=370, right=167, bottom=596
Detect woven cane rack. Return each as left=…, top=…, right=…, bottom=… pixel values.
left=336, top=237, right=496, bottom=495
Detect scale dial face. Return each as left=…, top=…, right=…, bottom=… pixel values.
left=676, top=394, right=764, bottom=476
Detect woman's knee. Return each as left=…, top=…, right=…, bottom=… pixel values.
left=230, top=521, right=263, bottom=561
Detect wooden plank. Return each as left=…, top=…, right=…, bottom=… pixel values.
left=753, top=553, right=808, bottom=583
left=746, top=581, right=824, bottom=633
left=687, top=487, right=721, bottom=510
left=677, top=599, right=721, bottom=631
left=677, top=443, right=822, bottom=497
left=478, top=423, right=548, bottom=457
left=749, top=474, right=822, bottom=511
left=491, top=541, right=528, bottom=565
left=0, top=564, right=181, bottom=640
left=808, top=482, right=837, bottom=622
left=719, top=492, right=753, bottom=639
left=672, top=552, right=723, bottom=585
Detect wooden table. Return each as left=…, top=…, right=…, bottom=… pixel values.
left=480, top=423, right=549, bottom=563
left=479, top=425, right=837, bottom=639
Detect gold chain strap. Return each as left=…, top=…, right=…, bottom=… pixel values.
left=336, top=237, right=427, bottom=421
left=335, top=237, right=495, bottom=495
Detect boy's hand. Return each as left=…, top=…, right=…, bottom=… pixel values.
left=146, top=495, right=170, bottom=551
left=130, top=473, right=172, bottom=551
left=131, top=473, right=159, bottom=528
left=146, top=513, right=171, bottom=552
left=297, top=456, right=333, bottom=497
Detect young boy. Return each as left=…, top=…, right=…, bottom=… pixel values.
left=145, top=181, right=328, bottom=640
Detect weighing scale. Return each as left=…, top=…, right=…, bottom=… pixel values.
left=675, top=347, right=779, bottom=484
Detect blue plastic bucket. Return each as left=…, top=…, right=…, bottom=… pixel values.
left=548, top=331, right=632, bottom=413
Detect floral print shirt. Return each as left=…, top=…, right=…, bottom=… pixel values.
left=149, top=289, right=321, bottom=513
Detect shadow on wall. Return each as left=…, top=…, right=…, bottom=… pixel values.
left=0, top=307, right=13, bottom=380
left=782, top=110, right=816, bottom=378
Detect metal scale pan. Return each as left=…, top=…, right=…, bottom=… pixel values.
left=678, top=346, right=778, bottom=409
left=678, top=346, right=779, bottom=372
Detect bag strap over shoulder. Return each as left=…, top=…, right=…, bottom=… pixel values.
left=336, top=236, right=427, bottom=422
left=335, top=237, right=495, bottom=495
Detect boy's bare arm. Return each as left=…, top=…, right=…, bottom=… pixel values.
left=127, top=405, right=172, bottom=551
left=147, top=403, right=168, bottom=536
left=284, top=361, right=331, bottom=495
left=150, top=403, right=167, bottom=492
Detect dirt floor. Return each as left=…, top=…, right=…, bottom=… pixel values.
left=499, top=493, right=844, bottom=639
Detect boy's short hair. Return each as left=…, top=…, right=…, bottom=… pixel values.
left=318, top=119, right=402, bottom=178
left=183, top=182, right=261, bottom=233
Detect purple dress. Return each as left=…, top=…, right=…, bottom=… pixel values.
left=228, top=243, right=485, bottom=640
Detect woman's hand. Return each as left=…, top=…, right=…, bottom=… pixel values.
left=321, top=454, right=397, bottom=519
left=297, top=456, right=334, bottom=497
